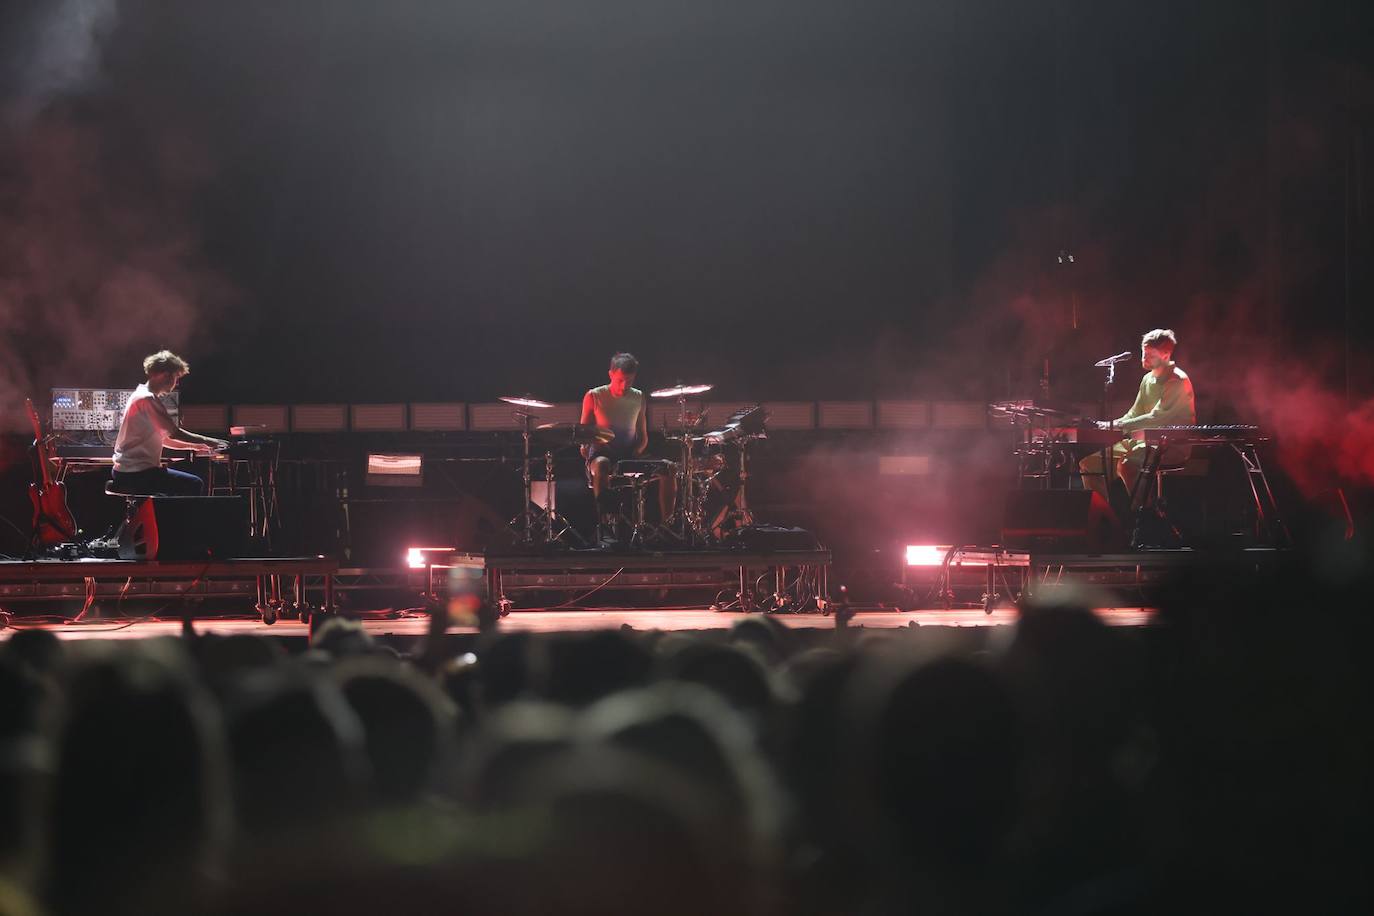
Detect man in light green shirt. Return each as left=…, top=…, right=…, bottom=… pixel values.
left=1080, top=329, right=1196, bottom=504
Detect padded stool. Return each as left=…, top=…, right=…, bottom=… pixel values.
left=607, top=470, right=659, bottom=546
left=105, top=484, right=152, bottom=560
left=102, top=486, right=248, bottom=561
left=587, top=460, right=665, bottom=547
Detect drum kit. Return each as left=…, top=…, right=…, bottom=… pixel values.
left=498, top=385, right=768, bottom=548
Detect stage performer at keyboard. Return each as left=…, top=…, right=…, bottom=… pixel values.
left=1079, top=328, right=1196, bottom=505
left=580, top=351, right=677, bottom=525
left=110, top=350, right=229, bottom=496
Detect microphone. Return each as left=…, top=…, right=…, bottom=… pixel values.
left=1093, top=351, right=1134, bottom=368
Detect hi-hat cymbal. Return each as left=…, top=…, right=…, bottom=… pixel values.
left=649, top=382, right=714, bottom=398
left=534, top=422, right=614, bottom=445
left=499, top=394, right=554, bottom=409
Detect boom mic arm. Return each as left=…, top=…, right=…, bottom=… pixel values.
left=1093, top=351, right=1134, bottom=368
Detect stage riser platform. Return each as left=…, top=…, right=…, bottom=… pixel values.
left=0, top=607, right=1156, bottom=650
left=0, top=557, right=338, bottom=624
left=0, top=549, right=1283, bottom=615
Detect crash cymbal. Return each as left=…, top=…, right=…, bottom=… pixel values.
left=649, top=382, right=714, bottom=398
left=534, top=422, right=614, bottom=445
left=499, top=394, right=554, bottom=409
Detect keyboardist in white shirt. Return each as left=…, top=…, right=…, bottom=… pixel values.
left=110, top=350, right=229, bottom=496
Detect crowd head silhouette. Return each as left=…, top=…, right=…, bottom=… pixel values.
left=0, top=550, right=1369, bottom=915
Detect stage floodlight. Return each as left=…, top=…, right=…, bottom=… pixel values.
left=931, top=401, right=988, bottom=430
left=178, top=404, right=229, bottom=431
left=351, top=403, right=407, bottom=431
left=818, top=401, right=874, bottom=430
left=905, top=545, right=949, bottom=567
left=905, top=545, right=993, bottom=566
left=406, top=546, right=457, bottom=569
left=878, top=455, right=931, bottom=476
left=761, top=401, right=815, bottom=430
left=291, top=404, right=347, bottom=432
left=409, top=403, right=467, bottom=431
left=469, top=402, right=525, bottom=431
left=367, top=453, right=423, bottom=487
left=231, top=405, right=289, bottom=433
left=877, top=400, right=931, bottom=429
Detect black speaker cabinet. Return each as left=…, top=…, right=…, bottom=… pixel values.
left=1001, top=489, right=1117, bottom=553
left=117, top=496, right=249, bottom=561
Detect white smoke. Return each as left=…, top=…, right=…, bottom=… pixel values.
left=4, top=0, right=119, bottom=127
left=0, top=0, right=233, bottom=439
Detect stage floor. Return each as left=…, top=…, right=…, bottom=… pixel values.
left=0, top=605, right=1155, bottom=640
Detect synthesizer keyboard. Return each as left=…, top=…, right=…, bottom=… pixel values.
left=1142, top=425, right=1262, bottom=445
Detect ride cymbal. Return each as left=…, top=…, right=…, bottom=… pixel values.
left=649, top=382, right=714, bottom=398
left=499, top=394, right=554, bottom=409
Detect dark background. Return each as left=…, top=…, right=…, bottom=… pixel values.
left=1, top=0, right=1372, bottom=558
left=1, top=0, right=1369, bottom=406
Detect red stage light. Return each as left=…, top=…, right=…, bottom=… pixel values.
left=405, top=546, right=454, bottom=569
left=905, top=545, right=948, bottom=566
left=905, top=545, right=990, bottom=567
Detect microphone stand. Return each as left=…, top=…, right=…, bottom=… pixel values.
left=1099, top=355, right=1118, bottom=421
left=1092, top=354, right=1126, bottom=502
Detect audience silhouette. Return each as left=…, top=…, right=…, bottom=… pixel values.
left=0, top=547, right=1369, bottom=914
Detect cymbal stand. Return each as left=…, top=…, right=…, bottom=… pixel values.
left=675, top=391, right=692, bottom=541
left=540, top=448, right=578, bottom=544
left=661, top=391, right=696, bottom=544
left=676, top=394, right=714, bottom=545
left=671, top=433, right=697, bottom=544
left=507, top=410, right=542, bottom=544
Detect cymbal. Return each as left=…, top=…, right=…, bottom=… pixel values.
left=534, top=422, right=614, bottom=445
left=649, top=382, right=714, bottom=398
left=499, top=394, right=553, bottom=409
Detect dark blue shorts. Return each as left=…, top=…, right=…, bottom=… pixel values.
left=586, top=442, right=637, bottom=464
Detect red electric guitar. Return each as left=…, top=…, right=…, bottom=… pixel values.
left=25, top=398, right=78, bottom=547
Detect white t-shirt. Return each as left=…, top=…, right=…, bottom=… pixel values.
left=112, top=384, right=178, bottom=473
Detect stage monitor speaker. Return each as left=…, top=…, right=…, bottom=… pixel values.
left=118, top=496, right=249, bottom=561
left=1001, top=489, right=1116, bottom=553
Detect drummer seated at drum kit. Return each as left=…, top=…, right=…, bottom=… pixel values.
left=579, top=352, right=677, bottom=530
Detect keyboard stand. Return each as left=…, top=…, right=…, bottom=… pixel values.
left=208, top=454, right=280, bottom=550
left=1231, top=441, right=1291, bottom=547
left=1131, top=433, right=1291, bottom=549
